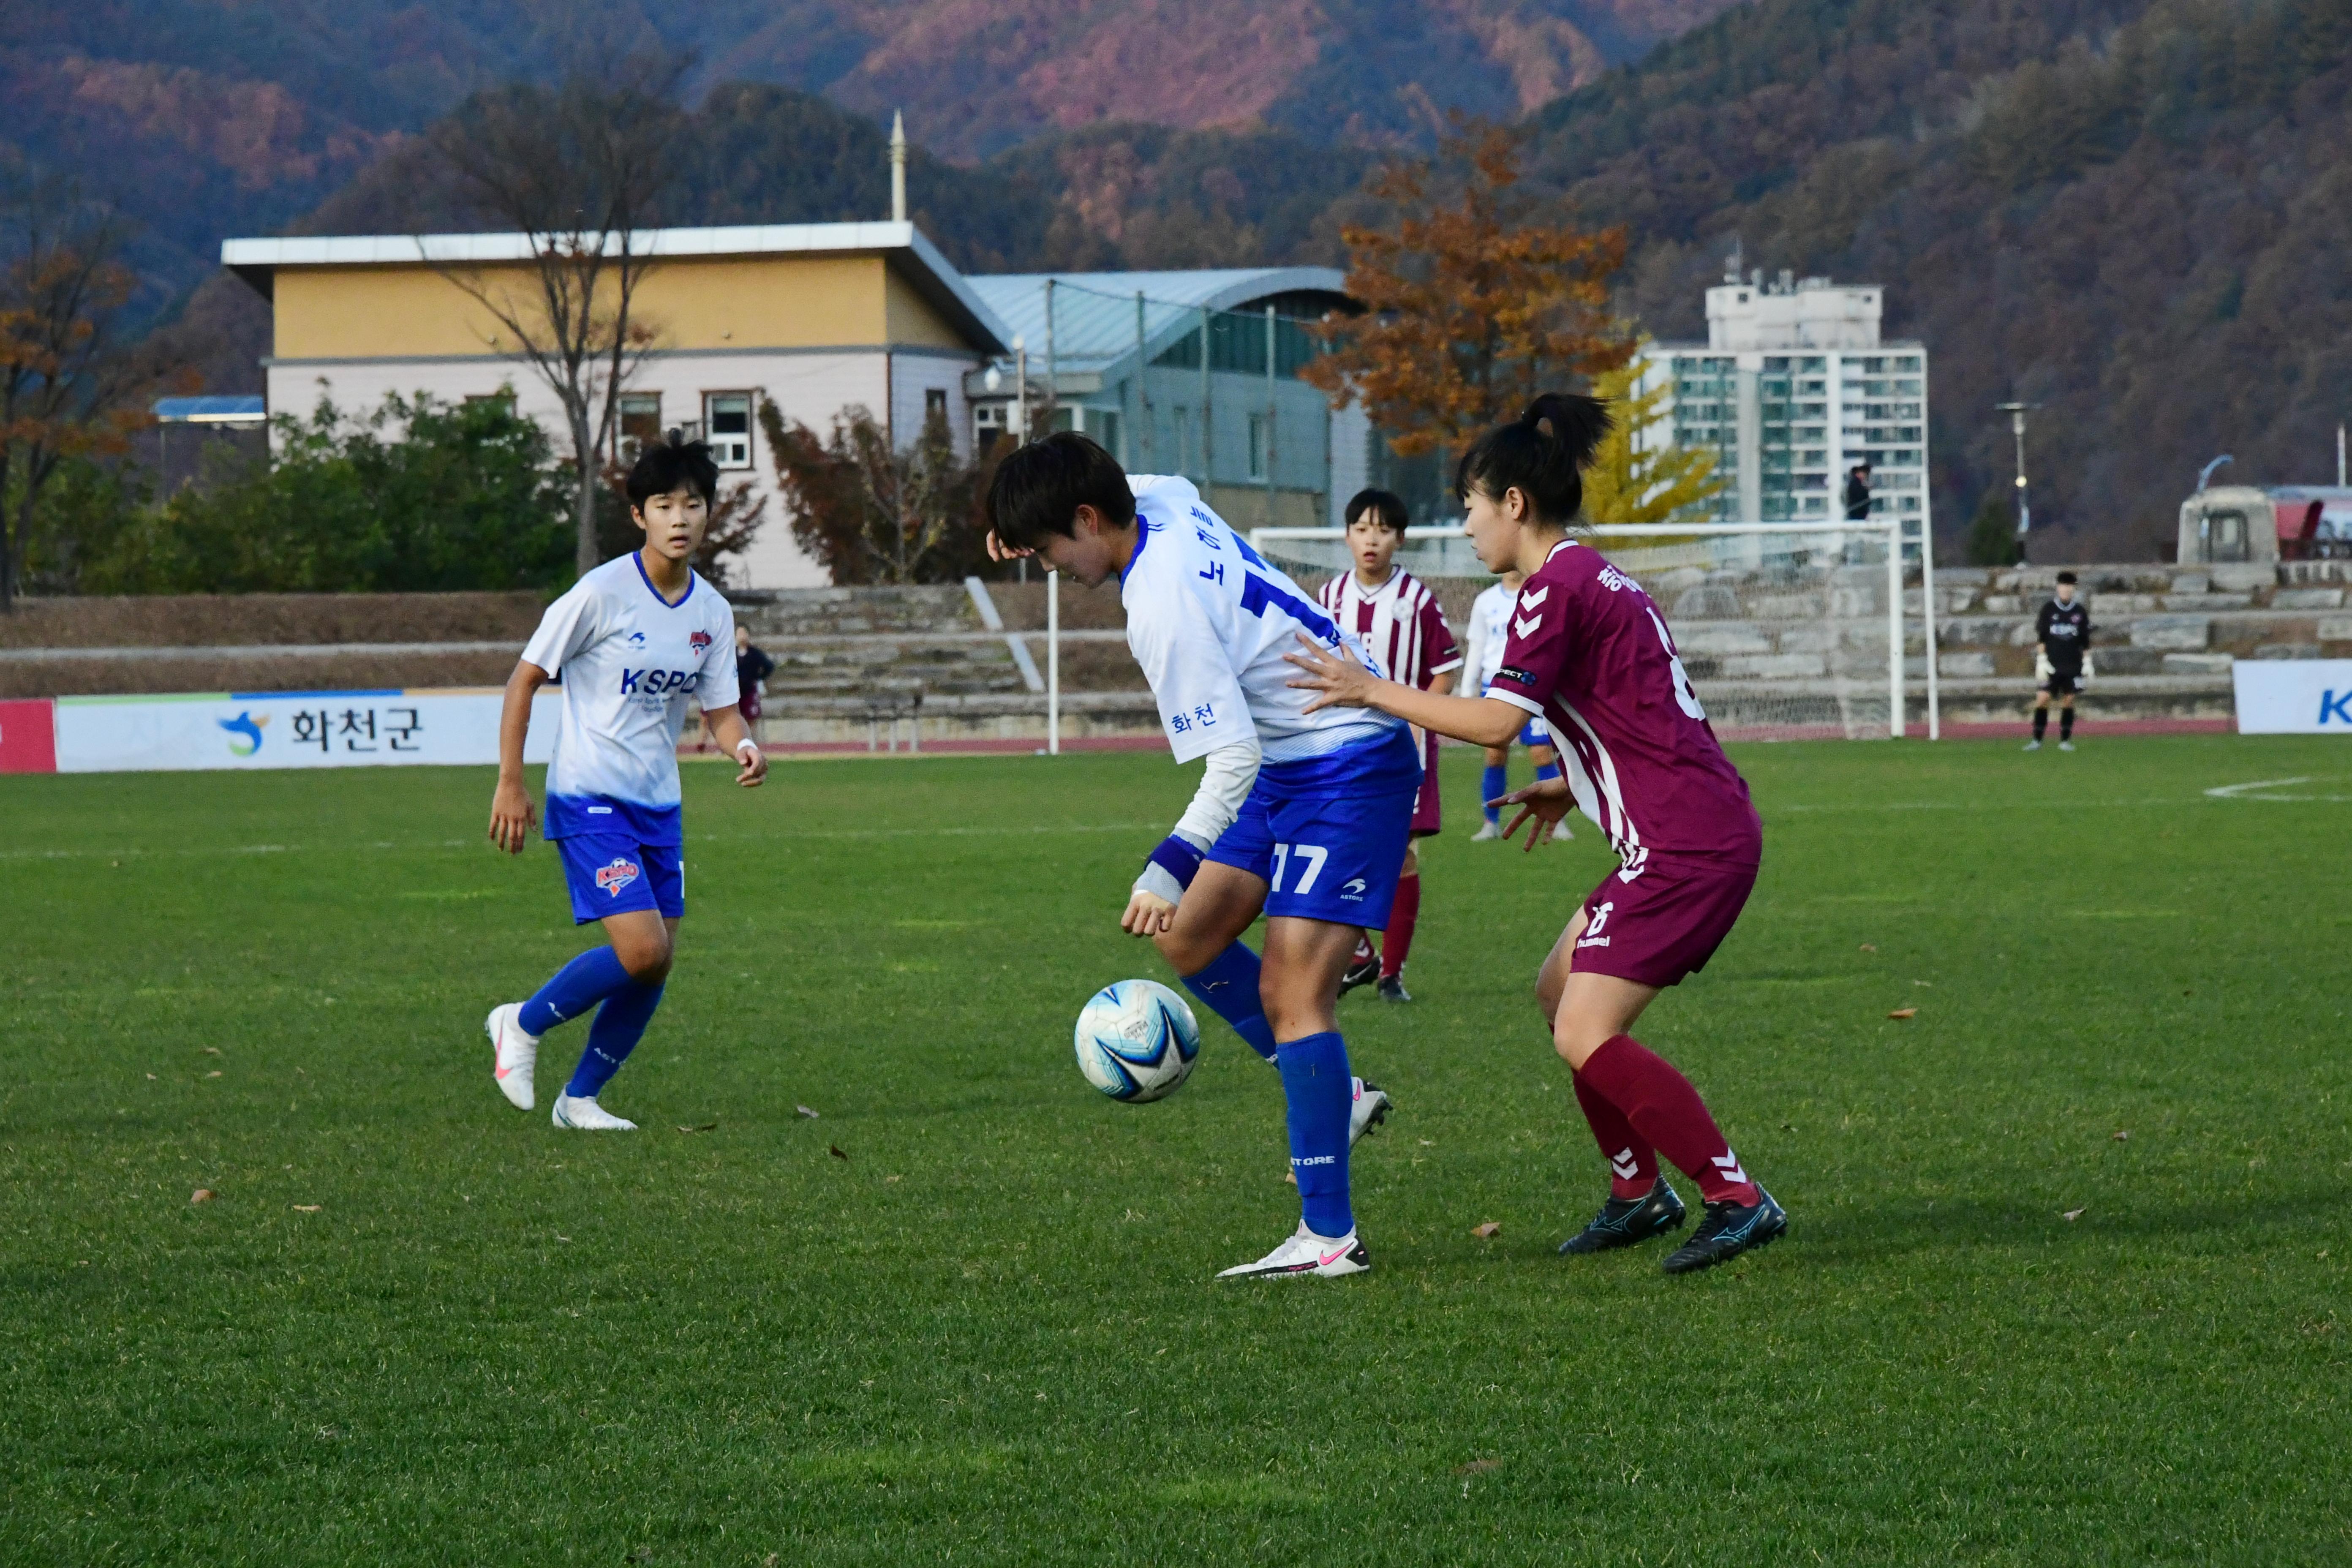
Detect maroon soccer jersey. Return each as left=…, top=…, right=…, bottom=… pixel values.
left=1487, top=540, right=1761, bottom=871
left=1317, top=567, right=1461, bottom=692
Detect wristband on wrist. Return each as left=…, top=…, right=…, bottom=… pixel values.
left=735, top=737, right=760, bottom=759
left=1145, top=834, right=1205, bottom=891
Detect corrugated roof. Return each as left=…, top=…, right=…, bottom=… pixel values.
left=967, top=267, right=1348, bottom=373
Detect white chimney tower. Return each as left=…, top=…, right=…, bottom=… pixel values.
left=889, top=111, right=907, bottom=223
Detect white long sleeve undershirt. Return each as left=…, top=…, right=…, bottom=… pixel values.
left=1131, top=735, right=1263, bottom=904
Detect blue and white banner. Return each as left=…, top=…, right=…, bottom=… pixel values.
left=2232, top=660, right=2352, bottom=734
left=53, top=688, right=561, bottom=773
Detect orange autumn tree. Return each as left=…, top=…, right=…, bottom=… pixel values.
left=1305, top=125, right=1636, bottom=468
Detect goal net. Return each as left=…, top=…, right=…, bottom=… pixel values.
left=1251, top=521, right=1934, bottom=742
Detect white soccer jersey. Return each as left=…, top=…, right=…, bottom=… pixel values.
left=1465, top=580, right=1514, bottom=691
left=521, top=553, right=740, bottom=844
left=1121, top=476, right=1401, bottom=766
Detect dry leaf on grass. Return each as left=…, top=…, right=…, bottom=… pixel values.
left=828, top=1145, right=849, bottom=1161
left=885, top=1174, right=902, bottom=1183
left=1859, top=942, right=1878, bottom=953
left=145, top=1073, right=157, bottom=1081
left=204, top=1070, right=224, bottom=1078
left=2062, top=1207, right=2086, bottom=1221
left=795, top=1105, right=819, bottom=1119
left=292, top=1204, right=321, bottom=1213
left=2112, top=1130, right=2130, bottom=1141
left=1455, top=1458, right=1503, bottom=1475
left=674, top=1122, right=718, bottom=1134
left=1887, top=1008, right=1917, bottom=1020
left=201, top=1047, right=222, bottom=1056
left=1283, top=1171, right=1297, bottom=1185
left=1472, top=1222, right=1502, bottom=1239
left=190, top=1188, right=215, bottom=1204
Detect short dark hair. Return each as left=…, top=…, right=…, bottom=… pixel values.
left=1455, top=393, right=1612, bottom=524
left=1344, top=488, right=1410, bottom=534
left=2055, top=570, right=2078, bottom=585
left=627, top=432, right=719, bottom=510
left=985, top=432, right=1135, bottom=549
left=1853, top=461, right=1872, bottom=474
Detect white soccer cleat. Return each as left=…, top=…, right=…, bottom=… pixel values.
left=2023, top=739, right=2042, bottom=751
left=1217, top=1223, right=1370, bottom=1279
left=486, top=1003, right=538, bottom=1111
left=2058, top=740, right=2075, bottom=751
left=551, top=1093, right=637, bottom=1131
left=1550, top=819, right=1575, bottom=841
left=1349, top=1076, right=1392, bottom=1145
left=1470, top=820, right=1503, bottom=841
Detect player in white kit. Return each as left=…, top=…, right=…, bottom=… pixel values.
left=481, top=436, right=768, bottom=1130
left=986, top=433, right=1413, bottom=1279
left=1462, top=569, right=1570, bottom=842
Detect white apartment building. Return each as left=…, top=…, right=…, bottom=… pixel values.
left=1638, top=272, right=1929, bottom=529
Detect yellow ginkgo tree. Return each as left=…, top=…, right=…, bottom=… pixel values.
left=1578, top=350, right=1722, bottom=527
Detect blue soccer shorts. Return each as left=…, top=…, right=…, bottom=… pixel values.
left=1206, top=729, right=1419, bottom=928
left=1484, top=682, right=1552, bottom=749
left=555, top=834, right=685, bottom=925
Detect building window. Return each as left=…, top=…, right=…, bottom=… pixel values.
left=924, top=387, right=948, bottom=428
left=1173, top=406, right=1192, bottom=471
left=618, top=393, right=662, bottom=460
left=1087, top=407, right=1121, bottom=460
left=705, top=392, right=753, bottom=468
left=1248, top=414, right=1271, bottom=479
left=975, top=403, right=1009, bottom=450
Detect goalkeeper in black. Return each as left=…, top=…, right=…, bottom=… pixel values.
left=2026, top=571, right=2092, bottom=751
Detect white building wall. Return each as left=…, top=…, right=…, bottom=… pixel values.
left=264, top=344, right=985, bottom=591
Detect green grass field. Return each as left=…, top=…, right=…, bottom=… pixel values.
left=4, top=735, right=2349, bottom=1564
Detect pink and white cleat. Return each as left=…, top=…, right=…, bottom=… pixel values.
left=485, top=1003, right=538, bottom=1111
left=1217, top=1223, right=1371, bottom=1279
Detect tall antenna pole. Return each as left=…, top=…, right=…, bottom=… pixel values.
left=889, top=112, right=907, bottom=223
left=1043, top=279, right=1057, bottom=433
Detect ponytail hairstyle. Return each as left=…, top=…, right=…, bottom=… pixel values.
left=1454, top=393, right=1613, bottom=526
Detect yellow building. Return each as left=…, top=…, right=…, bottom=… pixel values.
left=223, top=223, right=1010, bottom=588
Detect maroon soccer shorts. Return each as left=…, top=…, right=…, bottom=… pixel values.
left=1409, top=731, right=1443, bottom=837
left=1568, top=856, right=1758, bottom=988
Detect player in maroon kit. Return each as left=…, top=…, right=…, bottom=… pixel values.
left=1318, top=489, right=1462, bottom=1003
left=1284, top=394, right=1785, bottom=1274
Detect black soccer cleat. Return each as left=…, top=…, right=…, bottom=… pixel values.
left=1557, top=1177, right=1687, bottom=1255
left=1661, top=1186, right=1787, bottom=1275
left=1376, top=975, right=1412, bottom=1004
left=1339, top=956, right=1380, bottom=996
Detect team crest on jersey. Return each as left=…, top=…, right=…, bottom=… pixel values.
left=689, top=631, right=713, bottom=653
left=595, top=857, right=642, bottom=896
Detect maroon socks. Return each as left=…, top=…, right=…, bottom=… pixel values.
left=1571, top=1070, right=1657, bottom=1200
left=1380, top=874, right=1421, bottom=980
left=1576, top=1034, right=1759, bottom=1205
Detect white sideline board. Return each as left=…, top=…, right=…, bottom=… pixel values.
left=2232, top=660, right=2352, bottom=734
left=54, top=688, right=561, bottom=773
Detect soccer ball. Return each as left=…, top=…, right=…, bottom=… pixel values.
left=1074, top=980, right=1201, bottom=1102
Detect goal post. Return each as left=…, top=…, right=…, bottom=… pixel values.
left=1250, top=519, right=1942, bottom=742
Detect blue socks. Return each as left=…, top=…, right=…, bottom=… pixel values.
left=1481, top=762, right=1506, bottom=823
left=1535, top=761, right=1562, bottom=784
left=1275, top=1032, right=1354, bottom=1238
left=566, top=980, right=664, bottom=1098
left=519, top=947, right=632, bottom=1037
left=1181, top=942, right=1278, bottom=1063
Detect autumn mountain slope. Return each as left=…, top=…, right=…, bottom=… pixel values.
left=1524, top=0, right=2352, bottom=553
left=0, top=0, right=1734, bottom=305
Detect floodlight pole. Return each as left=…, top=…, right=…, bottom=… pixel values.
left=889, top=112, right=907, bottom=223
left=1997, top=402, right=2035, bottom=563
left=1013, top=335, right=1027, bottom=442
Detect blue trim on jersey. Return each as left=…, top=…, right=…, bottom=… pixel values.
left=1119, top=518, right=1160, bottom=586
left=1257, top=724, right=1421, bottom=797
left=1239, top=571, right=1343, bottom=647
left=545, top=791, right=684, bottom=846
left=632, top=551, right=695, bottom=609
